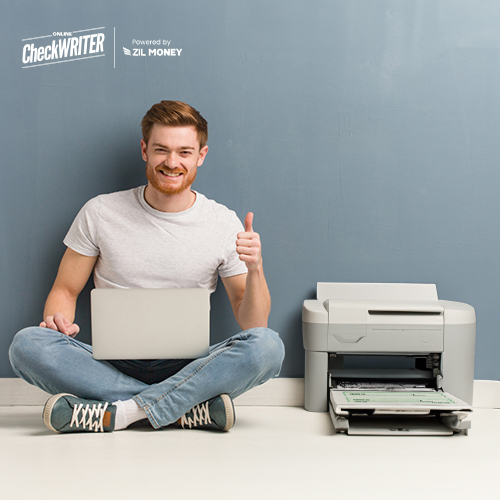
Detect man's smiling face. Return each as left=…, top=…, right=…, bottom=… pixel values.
left=141, top=124, right=208, bottom=196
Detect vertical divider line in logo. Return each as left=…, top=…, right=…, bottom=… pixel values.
left=114, top=27, right=116, bottom=68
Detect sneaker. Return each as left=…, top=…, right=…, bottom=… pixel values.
left=43, top=393, right=116, bottom=433
left=178, top=394, right=235, bottom=431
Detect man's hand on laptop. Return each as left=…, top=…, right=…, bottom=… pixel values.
left=40, top=313, right=80, bottom=337
left=236, top=212, right=263, bottom=272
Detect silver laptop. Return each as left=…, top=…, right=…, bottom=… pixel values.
left=90, top=288, right=210, bottom=360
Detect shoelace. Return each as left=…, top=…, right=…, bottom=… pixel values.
left=70, top=402, right=109, bottom=432
left=180, top=401, right=211, bottom=429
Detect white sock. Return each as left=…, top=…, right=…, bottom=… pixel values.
left=113, top=399, right=148, bottom=430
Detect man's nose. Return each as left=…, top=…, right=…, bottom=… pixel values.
left=164, top=153, right=180, bottom=168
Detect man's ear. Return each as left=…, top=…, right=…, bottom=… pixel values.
left=197, top=145, right=209, bottom=167
left=141, top=139, right=148, bottom=162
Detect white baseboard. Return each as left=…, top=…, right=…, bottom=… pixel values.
left=235, top=378, right=305, bottom=406
left=0, top=377, right=498, bottom=408
left=0, top=377, right=305, bottom=407
left=470, top=380, right=500, bottom=409
left=0, top=378, right=49, bottom=406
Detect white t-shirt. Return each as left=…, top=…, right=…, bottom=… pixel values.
left=63, top=186, right=247, bottom=293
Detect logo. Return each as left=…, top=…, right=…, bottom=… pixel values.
left=21, top=28, right=181, bottom=69
left=122, top=39, right=183, bottom=58
left=22, top=27, right=106, bottom=69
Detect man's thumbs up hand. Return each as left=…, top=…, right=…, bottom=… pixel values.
left=236, top=212, right=262, bottom=271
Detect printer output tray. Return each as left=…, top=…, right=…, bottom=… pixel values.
left=329, top=389, right=471, bottom=436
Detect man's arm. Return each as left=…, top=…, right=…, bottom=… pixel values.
left=221, top=213, right=271, bottom=330
left=40, top=248, right=97, bottom=337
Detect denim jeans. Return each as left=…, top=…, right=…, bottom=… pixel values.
left=9, top=326, right=284, bottom=429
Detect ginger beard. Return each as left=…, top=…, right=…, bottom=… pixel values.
left=145, top=160, right=197, bottom=195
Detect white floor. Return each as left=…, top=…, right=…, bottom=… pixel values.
left=1, top=405, right=499, bottom=500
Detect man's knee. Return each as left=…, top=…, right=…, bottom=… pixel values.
left=9, top=327, right=49, bottom=373
left=244, top=327, right=285, bottom=378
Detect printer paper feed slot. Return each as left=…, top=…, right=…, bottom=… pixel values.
left=368, top=311, right=443, bottom=316
left=324, top=298, right=444, bottom=351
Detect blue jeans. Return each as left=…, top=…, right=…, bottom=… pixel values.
left=9, top=326, right=284, bottom=429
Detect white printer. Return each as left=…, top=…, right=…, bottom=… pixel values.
left=302, top=283, right=476, bottom=435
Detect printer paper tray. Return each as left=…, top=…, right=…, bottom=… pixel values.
left=329, top=389, right=471, bottom=435
left=338, top=414, right=454, bottom=435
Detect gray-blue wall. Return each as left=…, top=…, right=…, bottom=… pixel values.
left=2, top=0, right=499, bottom=380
